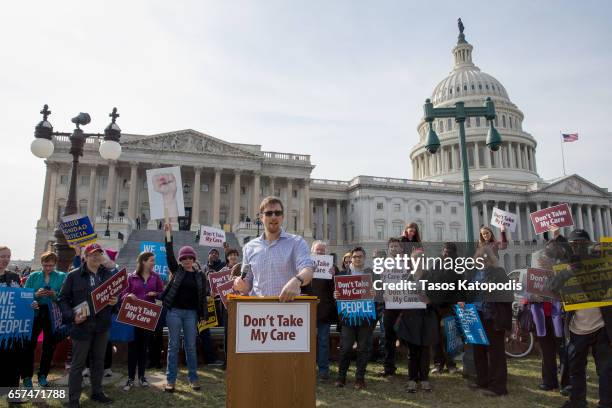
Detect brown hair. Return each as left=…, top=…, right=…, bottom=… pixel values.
left=478, top=226, right=497, bottom=246
left=135, top=251, right=155, bottom=277
left=0, top=246, right=9, bottom=252
left=403, top=223, right=422, bottom=242
left=225, top=248, right=239, bottom=264
left=259, top=196, right=284, bottom=213
left=40, top=251, right=58, bottom=264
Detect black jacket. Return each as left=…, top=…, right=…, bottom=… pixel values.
left=463, top=266, right=513, bottom=332
left=0, top=271, right=20, bottom=287
left=312, top=265, right=339, bottom=324
left=58, top=263, right=116, bottom=341
left=162, top=239, right=208, bottom=320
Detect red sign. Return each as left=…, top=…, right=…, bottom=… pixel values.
left=530, top=203, right=574, bottom=234
left=525, top=268, right=555, bottom=298
left=334, top=275, right=373, bottom=301
left=117, top=297, right=162, bottom=331
left=91, top=268, right=128, bottom=314
left=217, top=280, right=239, bottom=308
left=208, top=269, right=233, bottom=297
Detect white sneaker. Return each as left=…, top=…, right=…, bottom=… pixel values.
left=123, top=379, right=134, bottom=391
left=139, top=377, right=150, bottom=387
left=104, top=368, right=113, bottom=377
left=82, top=368, right=90, bottom=377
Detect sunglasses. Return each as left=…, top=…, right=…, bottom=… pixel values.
left=263, top=210, right=284, bottom=217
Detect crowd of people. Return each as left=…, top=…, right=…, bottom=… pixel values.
left=0, top=195, right=610, bottom=408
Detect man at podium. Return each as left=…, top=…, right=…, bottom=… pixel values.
left=233, top=196, right=315, bottom=301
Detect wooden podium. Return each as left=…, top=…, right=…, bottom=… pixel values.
left=226, top=296, right=317, bottom=408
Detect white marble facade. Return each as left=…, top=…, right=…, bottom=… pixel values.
left=33, top=30, right=612, bottom=271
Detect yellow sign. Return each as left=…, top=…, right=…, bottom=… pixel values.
left=553, top=259, right=612, bottom=311
left=197, top=297, right=218, bottom=332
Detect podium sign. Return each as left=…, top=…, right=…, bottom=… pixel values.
left=227, top=296, right=317, bottom=408
left=236, top=302, right=310, bottom=353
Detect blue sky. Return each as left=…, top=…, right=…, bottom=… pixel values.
left=1, top=0, right=611, bottom=259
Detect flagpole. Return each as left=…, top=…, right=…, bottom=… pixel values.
left=560, top=131, right=566, bottom=176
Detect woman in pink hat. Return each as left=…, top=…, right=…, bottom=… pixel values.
left=161, top=223, right=209, bottom=392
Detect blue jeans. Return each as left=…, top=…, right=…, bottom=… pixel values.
left=316, top=322, right=331, bottom=375
left=166, top=308, right=198, bottom=383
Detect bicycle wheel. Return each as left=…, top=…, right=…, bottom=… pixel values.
left=505, top=318, right=534, bottom=358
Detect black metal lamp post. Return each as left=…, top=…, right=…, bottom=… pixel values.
left=31, top=105, right=122, bottom=272
left=104, top=206, right=113, bottom=237
left=255, top=213, right=262, bottom=235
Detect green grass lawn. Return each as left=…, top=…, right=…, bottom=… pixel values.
left=32, top=357, right=602, bottom=407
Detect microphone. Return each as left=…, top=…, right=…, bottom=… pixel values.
left=240, top=263, right=251, bottom=280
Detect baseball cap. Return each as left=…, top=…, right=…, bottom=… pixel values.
left=568, top=229, right=591, bottom=242
left=85, top=243, right=104, bottom=255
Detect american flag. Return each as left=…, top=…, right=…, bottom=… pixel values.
left=562, top=133, right=579, bottom=142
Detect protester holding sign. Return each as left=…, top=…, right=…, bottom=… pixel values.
left=548, top=229, right=612, bottom=408
left=310, top=240, right=338, bottom=381
left=22, top=251, right=66, bottom=388
left=58, top=243, right=118, bottom=407
left=233, top=196, right=315, bottom=301
left=394, top=247, right=438, bottom=393
left=428, top=243, right=461, bottom=376
left=0, top=245, right=24, bottom=390
left=334, top=247, right=378, bottom=390
left=161, top=223, right=209, bottom=393
left=121, top=251, right=164, bottom=391
left=462, top=246, right=513, bottom=397
left=478, top=225, right=507, bottom=258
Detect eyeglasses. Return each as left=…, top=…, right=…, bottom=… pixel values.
left=263, top=210, right=284, bottom=217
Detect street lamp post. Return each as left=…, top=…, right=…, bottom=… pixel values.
left=422, top=97, right=501, bottom=242
left=104, top=206, right=113, bottom=237
left=255, top=213, right=262, bottom=236
left=32, top=105, right=123, bottom=272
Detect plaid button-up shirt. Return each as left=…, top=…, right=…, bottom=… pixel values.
left=243, top=229, right=315, bottom=296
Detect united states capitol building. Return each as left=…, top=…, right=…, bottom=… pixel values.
left=33, top=26, right=611, bottom=270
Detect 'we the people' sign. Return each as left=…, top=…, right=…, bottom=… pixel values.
left=530, top=203, right=574, bottom=234
left=236, top=302, right=310, bottom=353
left=0, top=287, right=34, bottom=349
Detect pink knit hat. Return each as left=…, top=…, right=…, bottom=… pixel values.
left=178, top=246, right=197, bottom=262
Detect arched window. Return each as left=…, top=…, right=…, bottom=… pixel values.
left=463, top=84, right=467, bottom=91
left=478, top=84, right=482, bottom=90
left=509, top=115, right=513, bottom=129
left=502, top=115, right=506, bottom=128
left=439, top=120, right=444, bottom=132
left=475, top=117, right=481, bottom=127
left=447, top=118, right=452, bottom=130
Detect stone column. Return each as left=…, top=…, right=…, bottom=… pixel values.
left=516, top=145, right=523, bottom=169
left=285, top=179, right=293, bottom=231
left=497, top=148, right=503, bottom=169
left=269, top=176, right=276, bottom=197
left=576, top=204, right=583, bottom=229
left=302, top=179, right=312, bottom=238
left=322, top=200, right=328, bottom=241
left=336, top=200, right=342, bottom=244
left=451, top=145, right=456, bottom=170
left=524, top=203, right=532, bottom=241
left=482, top=201, right=489, bottom=229
left=474, top=142, right=480, bottom=169
left=105, top=160, right=117, bottom=212
left=46, top=163, right=59, bottom=224
left=595, top=205, right=603, bottom=241
left=586, top=205, right=594, bottom=239
left=604, top=207, right=611, bottom=236
left=232, top=170, right=241, bottom=228
left=484, top=145, right=491, bottom=168
left=535, top=202, right=543, bottom=242
left=39, top=162, right=53, bottom=226
left=508, top=142, right=515, bottom=169
left=127, top=162, right=139, bottom=220
left=191, top=166, right=202, bottom=230
left=212, top=167, right=222, bottom=228
left=87, top=165, right=98, bottom=221
left=251, top=171, right=261, bottom=220
left=472, top=205, right=480, bottom=240
left=515, top=202, right=523, bottom=242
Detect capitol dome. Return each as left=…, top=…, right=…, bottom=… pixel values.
left=410, top=20, right=540, bottom=184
